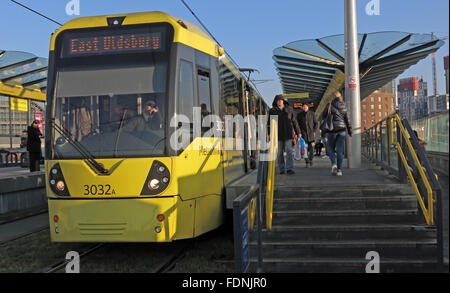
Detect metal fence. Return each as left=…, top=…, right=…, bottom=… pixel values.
left=362, top=111, right=444, bottom=268
left=410, top=111, right=449, bottom=154
left=233, top=118, right=277, bottom=273
left=0, top=148, right=25, bottom=167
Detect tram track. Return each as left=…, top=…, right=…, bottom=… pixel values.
left=151, top=240, right=194, bottom=273
left=0, top=208, right=48, bottom=225
left=0, top=226, right=49, bottom=246
left=0, top=210, right=50, bottom=245
left=37, top=239, right=193, bottom=273
left=38, top=243, right=105, bottom=273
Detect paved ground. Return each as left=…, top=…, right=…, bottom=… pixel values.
left=0, top=165, right=44, bottom=180
left=235, top=155, right=401, bottom=188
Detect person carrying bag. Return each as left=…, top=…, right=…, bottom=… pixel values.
left=299, top=137, right=307, bottom=159
left=320, top=101, right=334, bottom=133
left=322, top=91, right=352, bottom=176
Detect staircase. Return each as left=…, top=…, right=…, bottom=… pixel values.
left=250, top=184, right=438, bottom=273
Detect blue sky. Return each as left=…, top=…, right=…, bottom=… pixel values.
left=1, top=0, right=448, bottom=104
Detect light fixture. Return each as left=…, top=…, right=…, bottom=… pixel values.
left=148, top=179, right=160, bottom=190
left=56, top=180, right=65, bottom=191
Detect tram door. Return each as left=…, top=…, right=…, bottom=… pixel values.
left=240, top=79, right=252, bottom=173
left=245, top=87, right=257, bottom=170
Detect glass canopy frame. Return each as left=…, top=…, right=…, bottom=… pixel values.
left=273, top=31, right=445, bottom=108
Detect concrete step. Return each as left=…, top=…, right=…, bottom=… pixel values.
left=248, top=258, right=439, bottom=273
left=250, top=224, right=436, bottom=242
left=274, top=196, right=418, bottom=211
left=272, top=209, right=423, bottom=225
left=274, top=185, right=414, bottom=198
left=249, top=240, right=437, bottom=259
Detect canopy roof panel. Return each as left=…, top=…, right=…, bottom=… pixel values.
left=274, top=31, right=445, bottom=110
left=0, top=50, right=48, bottom=93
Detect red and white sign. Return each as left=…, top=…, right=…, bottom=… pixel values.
left=34, top=113, right=43, bottom=133
left=348, top=75, right=358, bottom=88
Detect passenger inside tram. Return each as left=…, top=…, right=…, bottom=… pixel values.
left=54, top=93, right=166, bottom=158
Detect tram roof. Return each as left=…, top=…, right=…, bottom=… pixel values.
left=0, top=50, right=47, bottom=101
left=273, top=31, right=445, bottom=116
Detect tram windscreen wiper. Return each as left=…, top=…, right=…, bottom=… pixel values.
left=51, top=120, right=108, bottom=174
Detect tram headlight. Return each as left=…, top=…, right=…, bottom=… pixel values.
left=141, top=160, right=170, bottom=196
left=49, top=163, right=70, bottom=197
left=148, top=179, right=160, bottom=190
left=56, top=181, right=65, bottom=191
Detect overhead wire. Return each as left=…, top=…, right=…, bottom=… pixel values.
left=179, top=0, right=268, bottom=98
left=10, top=0, right=62, bottom=26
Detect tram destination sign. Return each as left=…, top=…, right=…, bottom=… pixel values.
left=61, top=31, right=163, bottom=58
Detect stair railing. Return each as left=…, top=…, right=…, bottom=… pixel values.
left=265, top=118, right=278, bottom=231
left=232, top=117, right=278, bottom=273
left=362, top=111, right=444, bottom=268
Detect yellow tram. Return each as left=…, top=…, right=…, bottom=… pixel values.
left=45, top=11, right=267, bottom=242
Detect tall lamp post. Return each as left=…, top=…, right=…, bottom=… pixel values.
left=344, top=0, right=362, bottom=168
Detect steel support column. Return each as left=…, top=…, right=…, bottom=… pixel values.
left=344, top=0, right=361, bottom=168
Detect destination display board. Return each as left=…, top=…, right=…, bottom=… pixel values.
left=61, top=28, right=165, bottom=58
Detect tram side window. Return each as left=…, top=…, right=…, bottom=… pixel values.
left=178, top=60, right=195, bottom=120
left=218, top=60, right=240, bottom=122
left=198, top=69, right=211, bottom=117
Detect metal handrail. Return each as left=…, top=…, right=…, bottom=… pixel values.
left=265, top=118, right=278, bottom=231
left=232, top=184, right=260, bottom=273
left=389, top=115, right=434, bottom=224
left=364, top=112, right=436, bottom=225
left=362, top=111, right=444, bottom=268
left=232, top=117, right=278, bottom=273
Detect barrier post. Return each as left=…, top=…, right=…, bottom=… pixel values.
left=397, top=122, right=407, bottom=183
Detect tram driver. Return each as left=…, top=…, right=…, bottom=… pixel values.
left=115, top=99, right=163, bottom=132
left=142, top=99, right=163, bottom=130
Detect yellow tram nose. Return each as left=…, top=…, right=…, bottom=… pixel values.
left=48, top=196, right=195, bottom=242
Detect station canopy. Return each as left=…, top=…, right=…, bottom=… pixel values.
left=0, top=50, right=47, bottom=101
left=273, top=31, right=445, bottom=115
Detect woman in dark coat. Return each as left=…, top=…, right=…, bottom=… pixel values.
left=322, top=91, right=352, bottom=176
left=27, top=120, right=42, bottom=172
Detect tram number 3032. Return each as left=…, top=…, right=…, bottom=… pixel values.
left=83, top=184, right=116, bottom=195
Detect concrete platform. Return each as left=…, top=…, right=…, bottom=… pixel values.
left=233, top=155, right=401, bottom=188
left=0, top=165, right=44, bottom=180
left=0, top=165, right=46, bottom=214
